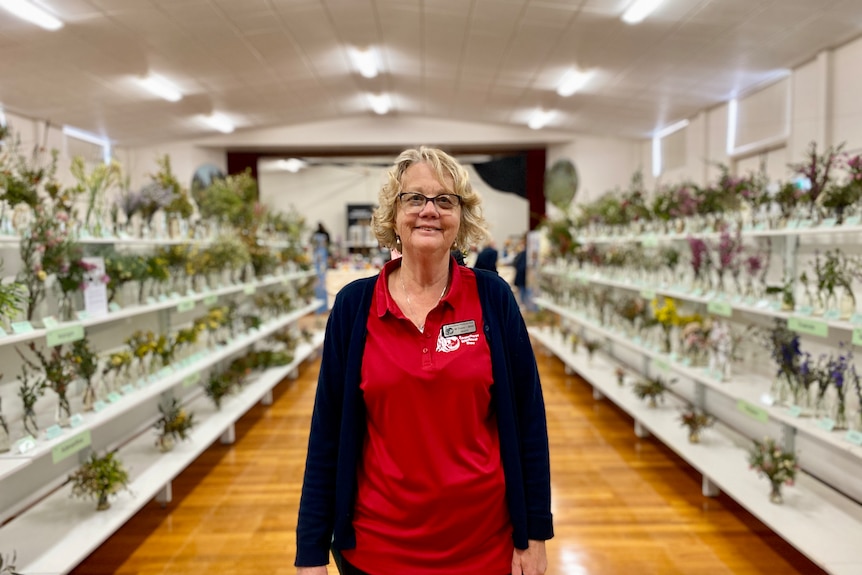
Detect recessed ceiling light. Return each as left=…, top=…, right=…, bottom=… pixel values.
left=557, top=69, right=594, bottom=97
left=349, top=46, right=379, bottom=78
left=621, top=0, right=663, bottom=25
left=137, top=74, right=182, bottom=102
left=367, top=93, right=392, bottom=115
left=528, top=109, right=555, bottom=130
left=201, top=113, right=234, bottom=133
left=0, top=0, right=63, bottom=30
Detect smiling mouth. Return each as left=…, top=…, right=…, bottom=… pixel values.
left=415, top=226, right=440, bottom=231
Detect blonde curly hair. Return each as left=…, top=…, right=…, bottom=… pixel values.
left=371, top=146, right=489, bottom=252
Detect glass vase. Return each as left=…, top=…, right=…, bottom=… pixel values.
left=769, top=480, right=783, bottom=504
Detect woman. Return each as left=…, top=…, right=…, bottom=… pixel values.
left=295, top=147, right=553, bottom=575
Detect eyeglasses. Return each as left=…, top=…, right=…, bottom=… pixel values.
left=397, top=192, right=462, bottom=213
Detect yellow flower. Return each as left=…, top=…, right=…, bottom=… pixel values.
left=37, top=270, right=47, bottom=281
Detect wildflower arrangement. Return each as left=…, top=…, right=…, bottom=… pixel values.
left=18, top=342, right=75, bottom=423
left=69, top=156, right=121, bottom=232
left=678, top=407, right=714, bottom=441
left=154, top=397, right=195, bottom=443
left=633, top=375, right=675, bottom=407
left=203, top=372, right=239, bottom=410
left=583, top=338, right=601, bottom=358
left=651, top=296, right=680, bottom=353
left=715, top=229, right=743, bottom=293
left=748, top=436, right=799, bottom=491
left=823, top=346, right=851, bottom=429
left=68, top=450, right=130, bottom=511
left=69, top=338, right=99, bottom=409
left=788, top=141, right=843, bottom=217
left=686, top=236, right=711, bottom=288
left=0, top=261, right=25, bottom=325
left=766, top=321, right=801, bottom=400
left=614, top=366, right=625, bottom=386
left=17, top=362, right=44, bottom=437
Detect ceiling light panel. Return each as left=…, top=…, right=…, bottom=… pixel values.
left=367, top=93, right=391, bottom=115
left=622, top=0, right=664, bottom=25
left=201, top=113, right=234, bottom=133
left=0, top=0, right=63, bottom=30
left=349, top=46, right=379, bottom=78
left=137, top=74, right=183, bottom=102
left=557, top=69, right=594, bottom=97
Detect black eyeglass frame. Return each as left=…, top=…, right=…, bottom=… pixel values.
left=397, top=192, right=462, bottom=211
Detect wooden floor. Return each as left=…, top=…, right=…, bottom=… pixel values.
left=72, top=343, right=826, bottom=574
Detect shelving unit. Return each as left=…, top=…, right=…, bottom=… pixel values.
left=530, top=325, right=862, bottom=575
left=0, top=331, right=325, bottom=575
left=535, top=218, right=862, bottom=573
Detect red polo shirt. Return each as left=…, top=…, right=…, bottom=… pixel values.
left=341, top=258, right=512, bottom=575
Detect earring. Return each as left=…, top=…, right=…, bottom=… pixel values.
left=395, top=235, right=402, bottom=252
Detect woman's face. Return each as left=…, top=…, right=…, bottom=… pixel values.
left=395, top=162, right=461, bottom=259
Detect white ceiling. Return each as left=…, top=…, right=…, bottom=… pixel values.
left=2, top=0, right=862, bottom=149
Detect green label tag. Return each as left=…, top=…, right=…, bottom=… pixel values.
left=0, top=326, right=7, bottom=337
left=176, top=300, right=195, bottom=313
left=642, top=235, right=659, bottom=247
left=787, top=316, right=828, bottom=337
left=817, top=417, right=836, bottom=432
left=707, top=300, right=732, bottom=317
left=46, top=324, right=85, bottom=347
left=109, top=302, right=122, bottom=312
left=69, top=413, right=84, bottom=428
left=737, top=400, right=768, bottom=422
left=93, top=400, right=107, bottom=412
left=653, top=359, right=671, bottom=373
left=820, top=217, right=837, bottom=228
left=243, top=284, right=257, bottom=295
left=107, top=392, right=122, bottom=403
left=787, top=405, right=803, bottom=417
left=844, top=216, right=861, bottom=226
left=11, top=321, right=35, bottom=334
left=203, top=294, right=218, bottom=306
left=183, top=373, right=201, bottom=388
left=42, top=316, right=59, bottom=329
left=853, top=328, right=862, bottom=346
left=845, top=429, right=862, bottom=446
left=823, top=309, right=840, bottom=320
left=76, top=310, right=90, bottom=321
left=52, top=430, right=92, bottom=464
left=640, top=289, right=656, bottom=300
left=16, top=436, right=37, bottom=453
left=121, top=384, right=134, bottom=395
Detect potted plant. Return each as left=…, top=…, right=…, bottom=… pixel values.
left=678, top=408, right=714, bottom=443
left=68, top=450, right=130, bottom=511
left=633, top=375, right=675, bottom=408
left=747, top=436, right=798, bottom=504
left=154, top=397, right=195, bottom=452
left=203, top=372, right=237, bottom=410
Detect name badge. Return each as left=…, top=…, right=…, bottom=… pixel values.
left=442, top=320, right=477, bottom=337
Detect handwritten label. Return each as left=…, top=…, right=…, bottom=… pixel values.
left=707, top=300, right=732, bottom=317
left=737, top=400, right=768, bottom=422
left=69, top=413, right=84, bottom=428
left=653, top=359, right=671, bottom=373
left=243, top=284, right=257, bottom=295
left=121, top=384, right=134, bottom=395
left=93, top=400, right=108, bottom=412
left=854, top=328, right=862, bottom=347
left=787, top=317, right=828, bottom=338
left=641, top=235, right=659, bottom=247
left=640, top=289, right=656, bottom=300
left=844, top=216, right=861, bottom=226
left=845, top=429, right=862, bottom=446
left=183, top=373, right=201, bottom=388
left=76, top=310, right=91, bottom=321
left=109, top=302, right=122, bottom=312
left=51, top=431, right=92, bottom=464
left=41, top=316, right=59, bottom=329
left=16, top=437, right=37, bottom=454
left=203, top=294, right=218, bottom=306
left=11, top=321, right=35, bottom=334
left=823, top=309, right=840, bottom=321
left=176, top=300, right=195, bottom=313
left=46, top=324, right=85, bottom=347
left=107, top=392, right=122, bottom=403
left=820, top=217, right=837, bottom=228
left=786, top=406, right=803, bottom=418
left=45, top=425, right=64, bottom=440
left=817, top=417, right=836, bottom=432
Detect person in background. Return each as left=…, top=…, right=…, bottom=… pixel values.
left=295, top=146, right=553, bottom=575
left=473, top=241, right=498, bottom=273
left=513, top=235, right=529, bottom=309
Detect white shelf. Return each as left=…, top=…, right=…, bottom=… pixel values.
left=0, top=457, right=30, bottom=481
left=534, top=297, right=862, bottom=460
left=0, top=331, right=325, bottom=575
left=0, top=300, right=322, bottom=466
left=576, top=221, right=862, bottom=244
left=0, top=270, right=316, bottom=347
left=530, top=326, right=862, bottom=575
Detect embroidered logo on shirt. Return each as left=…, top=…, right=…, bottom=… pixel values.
left=436, top=332, right=481, bottom=352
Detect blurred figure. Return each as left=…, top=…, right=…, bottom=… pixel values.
left=474, top=242, right=498, bottom=273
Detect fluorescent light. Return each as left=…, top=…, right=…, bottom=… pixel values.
left=0, top=0, right=63, bottom=30
left=367, top=93, right=392, bottom=115
left=277, top=159, right=306, bottom=173
left=528, top=109, right=555, bottom=130
left=349, top=46, right=379, bottom=79
left=557, top=69, right=593, bottom=97
left=63, top=125, right=112, bottom=163
left=726, top=98, right=738, bottom=155
left=621, top=0, right=663, bottom=24
left=137, top=74, right=182, bottom=102
left=655, top=119, right=689, bottom=139
left=652, top=136, right=661, bottom=177
left=201, top=113, right=234, bottom=133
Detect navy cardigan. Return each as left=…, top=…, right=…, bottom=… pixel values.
left=295, top=268, right=553, bottom=567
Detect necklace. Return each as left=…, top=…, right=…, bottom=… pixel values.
left=400, top=270, right=448, bottom=333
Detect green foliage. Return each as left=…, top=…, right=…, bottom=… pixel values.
left=155, top=397, right=195, bottom=442
left=202, top=372, right=237, bottom=410
left=69, top=450, right=130, bottom=509
left=196, top=169, right=257, bottom=224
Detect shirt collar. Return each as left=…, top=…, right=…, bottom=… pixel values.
left=375, top=256, right=463, bottom=319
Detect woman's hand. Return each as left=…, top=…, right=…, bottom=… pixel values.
left=511, top=539, right=548, bottom=575
left=296, top=567, right=328, bottom=575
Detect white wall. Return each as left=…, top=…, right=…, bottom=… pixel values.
left=258, top=161, right=530, bottom=246
left=547, top=135, right=642, bottom=205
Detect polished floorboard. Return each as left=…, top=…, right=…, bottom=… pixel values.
left=72, top=341, right=826, bottom=574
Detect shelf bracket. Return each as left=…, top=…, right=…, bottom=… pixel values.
left=592, top=386, right=604, bottom=401
left=780, top=422, right=797, bottom=455
left=634, top=420, right=651, bottom=438
left=702, top=475, right=720, bottom=497
left=260, top=390, right=274, bottom=405
left=155, top=481, right=172, bottom=507
left=220, top=424, right=236, bottom=445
